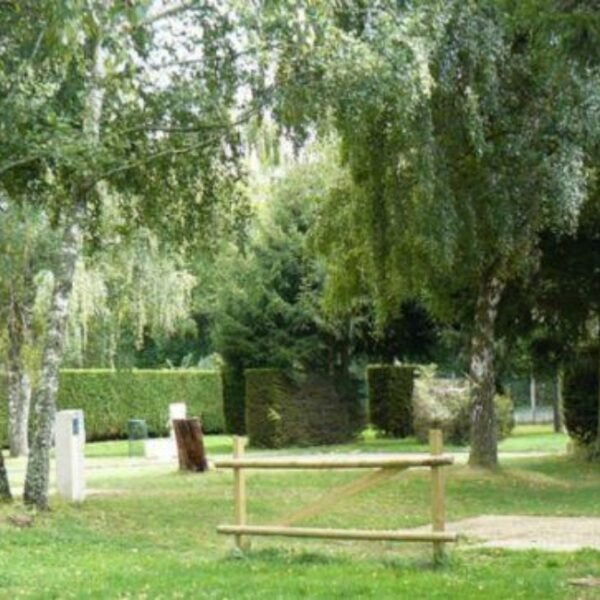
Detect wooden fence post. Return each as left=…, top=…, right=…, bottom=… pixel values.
left=173, top=418, right=208, bottom=472
left=233, top=436, right=249, bottom=551
left=429, top=429, right=445, bottom=564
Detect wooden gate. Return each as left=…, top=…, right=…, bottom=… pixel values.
left=215, top=429, right=457, bottom=562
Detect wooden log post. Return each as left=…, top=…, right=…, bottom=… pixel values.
left=233, top=436, right=250, bottom=552
left=173, top=418, right=208, bottom=472
left=430, top=429, right=445, bottom=564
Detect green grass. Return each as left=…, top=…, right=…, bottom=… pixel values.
left=84, top=435, right=234, bottom=459
left=498, top=424, right=569, bottom=453
left=84, top=424, right=569, bottom=459
left=2, top=440, right=600, bottom=598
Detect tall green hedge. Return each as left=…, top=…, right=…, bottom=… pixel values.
left=564, top=350, right=599, bottom=448
left=221, top=366, right=246, bottom=434
left=367, top=365, right=415, bottom=437
left=1, top=369, right=224, bottom=443
left=245, top=369, right=365, bottom=448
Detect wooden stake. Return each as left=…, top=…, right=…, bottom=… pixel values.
left=233, top=436, right=249, bottom=551
left=172, top=418, right=208, bottom=472
left=430, top=429, right=445, bottom=564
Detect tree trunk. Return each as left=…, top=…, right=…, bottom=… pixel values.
left=597, top=343, right=600, bottom=445
left=7, top=293, right=31, bottom=457
left=530, top=372, right=537, bottom=424
left=23, top=9, right=106, bottom=509
left=23, top=218, right=83, bottom=509
left=553, top=369, right=563, bottom=434
left=468, top=272, right=505, bottom=469
left=0, top=450, right=12, bottom=502
left=173, top=418, right=208, bottom=472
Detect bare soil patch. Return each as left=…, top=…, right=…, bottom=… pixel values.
left=434, top=515, right=600, bottom=551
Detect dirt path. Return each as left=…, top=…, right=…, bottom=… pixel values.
left=432, top=515, right=600, bottom=551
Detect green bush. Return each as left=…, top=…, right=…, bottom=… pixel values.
left=367, top=365, right=415, bottom=437
left=245, top=369, right=365, bottom=448
left=245, top=369, right=287, bottom=448
left=412, top=369, right=514, bottom=445
left=1, top=370, right=224, bottom=443
left=221, top=366, right=246, bottom=434
left=564, top=349, right=599, bottom=448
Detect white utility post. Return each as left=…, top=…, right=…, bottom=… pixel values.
left=169, top=402, right=187, bottom=457
left=55, top=410, right=86, bottom=503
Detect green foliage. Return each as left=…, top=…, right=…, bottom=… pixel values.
left=213, top=161, right=331, bottom=372
left=495, top=393, right=516, bottom=441
left=61, top=229, right=199, bottom=369
left=212, top=156, right=366, bottom=392
left=245, top=368, right=287, bottom=448
left=367, top=365, right=415, bottom=438
left=1, top=370, right=224, bottom=443
left=221, top=366, right=246, bottom=435
left=0, top=1, right=251, bottom=240
left=245, top=368, right=364, bottom=449
left=412, top=369, right=514, bottom=445
left=564, top=349, right=599, bottom=450
left=265, top=0, right=595, bottom=466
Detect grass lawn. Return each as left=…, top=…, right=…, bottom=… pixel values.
left=0, top=425, right=598, bottom=598
left=85, top=423, right=569, bottom=459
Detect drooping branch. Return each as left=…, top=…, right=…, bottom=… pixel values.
left=135, top=0, right=198, bottom=30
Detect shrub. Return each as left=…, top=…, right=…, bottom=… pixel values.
left=221, top=366, right=246, bottom=434
left=1, top=369, right=225, bottom=444
left=245, top=368, right=365, bottom=448
left=367, top=365, right=415, bottom=437
left=495, top=393, right=516, bottom=440
left=412, top=368, right=514, bottom=445
left=564, top=349, right=599, bottom=448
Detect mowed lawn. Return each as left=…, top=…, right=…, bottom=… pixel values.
left=0, top=426, right=598, bottom=599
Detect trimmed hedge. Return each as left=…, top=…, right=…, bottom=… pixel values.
left=1, top=369, right=224, bottom=443
left=245, top=368, right=365, bottom=448
left=368, top=365, right=415, bottom=437
left=221, top=366, right=246, bottom=434
left=564, top=349, right=599, bottom=447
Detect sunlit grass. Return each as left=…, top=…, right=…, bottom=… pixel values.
left=84, top=424, right=568, bottom=460
left=1, top=451, right=599, bottom=598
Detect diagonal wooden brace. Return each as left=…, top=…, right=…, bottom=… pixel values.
left=275, top=467, right=406, bottom=527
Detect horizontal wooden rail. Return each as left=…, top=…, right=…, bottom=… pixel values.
left=213, top=454, right=454, bottom=470
left=216, top=431, right=457, bottom=564
left=217, top=525, right=458, bottom=543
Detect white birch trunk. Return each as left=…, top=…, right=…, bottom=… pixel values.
left=23, top=218, right=83, bottom=508
left=0, top=450, right=11, bottom=502
left=23, top=11, right=106, bottom=507
left=7, top=293, right=31, bottom=457
left=468, top=272, right=505, bottom=468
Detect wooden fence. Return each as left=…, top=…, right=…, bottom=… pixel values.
left=215, top=429, right=458, bottom=562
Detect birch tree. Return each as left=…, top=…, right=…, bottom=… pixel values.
left=62, top=230, right=198, bottom=368
left=0, top=202, right=57, bottom=457
left=0, top=0, right=255, bottom=508
left=265, top=0, right=593, bottom=466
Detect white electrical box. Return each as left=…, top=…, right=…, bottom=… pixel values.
left=56, top=410, right=86, bottom=503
